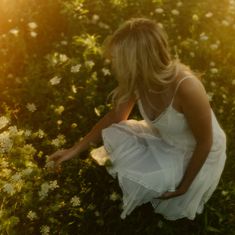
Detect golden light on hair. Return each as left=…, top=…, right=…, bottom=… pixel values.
left=103, top=17, right=186, bottom=108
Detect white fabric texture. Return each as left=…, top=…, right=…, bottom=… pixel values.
left=90, top=77, right=227, bottom=220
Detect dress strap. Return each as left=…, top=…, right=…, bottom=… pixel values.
left=170, top=76, right=192, bottom=105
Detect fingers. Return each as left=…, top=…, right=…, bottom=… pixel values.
left=55, top=163, right=62, bottom=173
left=46, top=150, right=65, bottom=173
left=155, top=191, right=177, bottom=200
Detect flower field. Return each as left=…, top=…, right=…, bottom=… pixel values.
left=0, top=0, right=235, bottom=234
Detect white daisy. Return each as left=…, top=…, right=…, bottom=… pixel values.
left=71, top=64, right=81, bottom=73
left=30, top=31, right=37, bottom=38
left=70, top=196, right=81, bottom=207
left=171, top=9, right=180, bottom=15
left=50, top=76, right=62, bottom=85
left=27, top=210, right=38, bottom=221
left=9, top=28, right=19, bottom=36
left=28, top=22, right=38, bottom=30
left=26, top=103, right=37, bottom=112
left=40, top=225, right=50, bottom=235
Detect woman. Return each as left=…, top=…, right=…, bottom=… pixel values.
left=48, top=18, right=226, bottom=220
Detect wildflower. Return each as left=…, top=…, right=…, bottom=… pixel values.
left=59, top=54, right=68, bottom=63
left=54, top=106, right=65, bottom=115
left=221, top=190, right=229, bottom=196
left=110, top=191, right=120, bottom=201
left=205, top=12, right=213, bottom=18
left=210, top=81, right=216, bottom=87
left=171, top=9, right=180, bottom=15
left=22, top=167, right=33, bottom=176
left=57, top=120, right=63, bottom=125
left=210, top=61, right=216, bottom=67
left=50, top=76, right=62, bottom=85
left=51, top=138, right=60, bottom=147
left=49, top=180, right=59, bottom=190
left=71, top=123, right=77, bottom=128
left=155, top=8, right=164, bottom=14
left=51, top=134, right=66, bottom=147
left=61, top=40, right=68, bottom=45
left=98, top=22, right=110, bottom=29
left=0, top=116, right=9, bottom=130
left=0, top=159, right=9, bottom=168
left=38, top=129, right=45, bottom=138
left=2, top=169, right=12, bottom=177
left=210, top=44, right=219, bottom=50
left=85, top=60, right=95, bottom=69
left=70, top=196, right=81, bottom=207
left=40, top=225, right=50, bottom=235
left=157, top=23, right=164, bottom=29
left=0, top=131, right=13, bottom=153
left=38, top=182, right=50, bottom=200
left=92, top=14, right=100, bottom=23
left=177, top=1, right=183, bottom=7
left=210, top=68, right=218, bottom=74
left=102, top=68, right=111, bottom=76
left=24, top=129, right=32, bottom=137
left=222, top=20, right=230, bottom=26
left=3, top=183, right=15, bottom=195
left=30, top=31, right=37, bottom=38
left=200, top=33, right=209, bottom=41
left=189, top=52, right=195, bottom=57
left=26, top=103, right=37, bottom=112
left=70, top=85, right=77, bottom=94
left=27, top=211, right=38, bottom=221
left=11, top=173, right=22, bottom=182
left=9, top=28, right=19, bottom=36
left=8, top=126, right=18, bottom=135
left=28, top=22, right=38, bottom=30
left=192, top=14, right=199, bottom=21
left=95, top=211, right=100, bottom=217
left=71, top=64, right=81, bottom=73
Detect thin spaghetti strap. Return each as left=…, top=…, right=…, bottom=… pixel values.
left=170, top=76, right=192, bottom=105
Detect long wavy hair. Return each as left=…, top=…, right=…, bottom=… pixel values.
left=102, top=17, right=191, bottom=108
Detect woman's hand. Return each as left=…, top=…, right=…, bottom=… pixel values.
left=47, top=146, right=79, bottom=172
left=156, top=186, right=188, bottom=200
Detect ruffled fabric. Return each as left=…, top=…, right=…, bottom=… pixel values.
left=91, top=118, right=226, bottom=220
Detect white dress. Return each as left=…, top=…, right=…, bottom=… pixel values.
left=90, top=76, right=227, bottom=220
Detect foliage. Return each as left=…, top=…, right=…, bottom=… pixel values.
left=0, top=0, right=234, bottom=234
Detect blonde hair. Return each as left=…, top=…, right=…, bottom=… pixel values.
left=102, top=17, right=189, bottom=107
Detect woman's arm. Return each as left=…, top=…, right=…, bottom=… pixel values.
left=48, top=97, right=136, bottom=170
left=72, top=96, right=136, bottom=154
left=160, top=77, right=213, bottom=199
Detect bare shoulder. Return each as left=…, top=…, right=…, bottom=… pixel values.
left=176, top=75, right=211, bottom=118
left=177, top=76, right=208, bottom=103
left=178, top=75, right=206, bottom=95
left=175, top=75, right=213, bottom=145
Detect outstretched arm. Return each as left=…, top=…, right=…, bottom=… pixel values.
left=160, top=77, right=212, bottom=199
left=48, top=97, right=136, bottom=170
